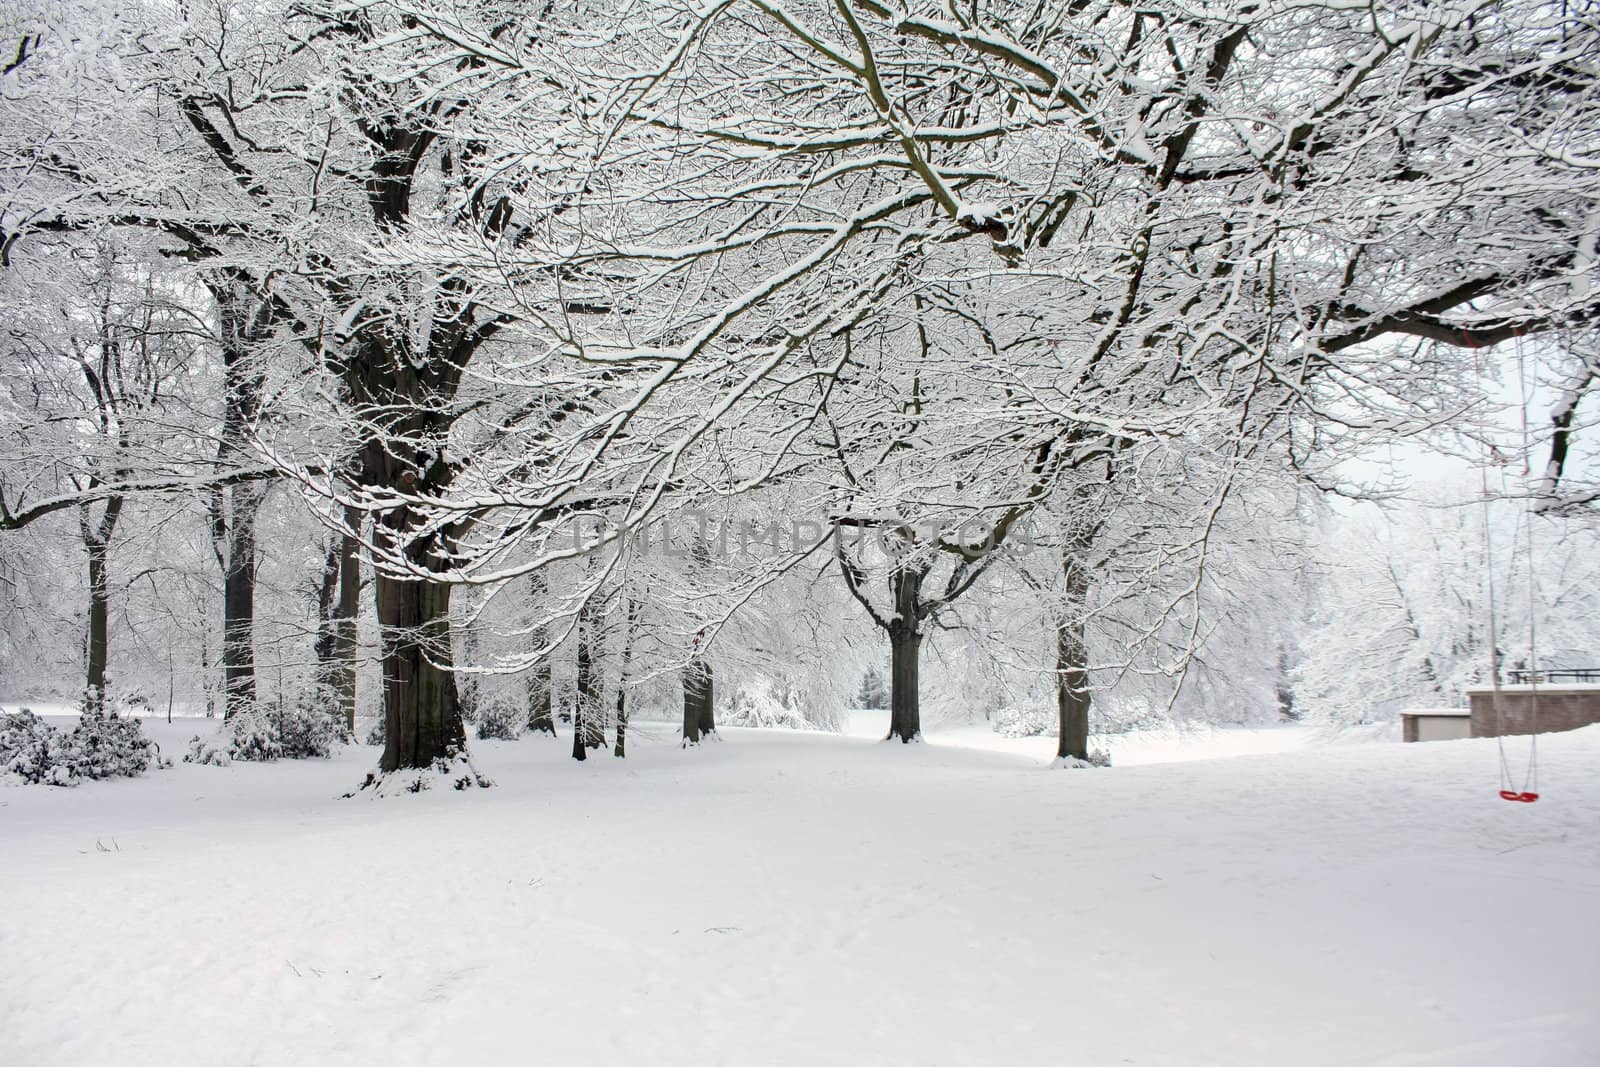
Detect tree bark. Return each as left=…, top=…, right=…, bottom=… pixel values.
left=84, top=537, right=111, bottom=705
left=682, top=625, right=713, bottom=746
left=78, top=494, right=123, bottom=709
left=1055, top=545, right=1095, bottom=760
left=375, top=566, right=465, bottom=772
left=682, top=656, right=710, bottom=746
left=885, top=566, right=923, bottom=742
left=570, top=706, right=588, bottom=760
left=525, top=570, right=556, bottom=735
left=696, top=659, right=716, bottom=740
left=527, top=659, right=555, bottom=735
left=220, top=480, right=263, bottom=718
left=613, top=599, right=638, bottom=758
left=886, top=626, right=922, bottom=743
left=210, top=279, right=271, bottom=721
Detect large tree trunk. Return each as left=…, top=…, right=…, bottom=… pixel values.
left=210, top=279, right=270, bottom=721
left=885, top=566, right=923, bottom=743
left=682, top=640, right=712, bottom=747
left=527, top=659, right=555, bottom=735
left=79, top=496, right=122, bottom=709
left=525, top=571, right=556, bottom=735
left=527, top=661, right=555, bottom=735
left=682, top=534, right=717, bottom=746
left=1056, top=551, right=1092, bottom=761
left=570, top=708, right=588, bottom=760
left=375, top=569, right=465, bottom=772
left=696, top=659, right=716, bottom=740
left=220, top=480, right=263, bottom=719
left=886, top=625, right=922, bottom=743
left=682, top=661, right=709, bottom=746
left=84, top=538, right=111, bottom=706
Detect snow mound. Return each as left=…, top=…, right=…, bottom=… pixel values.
left=347, top=751, right=494, bottom=796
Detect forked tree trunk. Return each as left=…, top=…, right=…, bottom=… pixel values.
left=885, top=567, right=923, bottom=743
left=79, top=495, right=122, bottom=709
left=1057, top=551, right=1092, bottom=761
left=211, top=280, right=270, bottom=721
left=375, top=570, right=465, bottom=772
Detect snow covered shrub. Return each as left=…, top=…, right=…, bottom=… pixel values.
left=276, top=688, right=350, bottom=758
left=185, top=691, right=347, bottom=766
left=364, top=717, right=386, bottom=746
left=1, top=706, right=166, bottom=786
left=1054, top=749, right=1112, bottom=769
left=474, top=694, right=522, bottom=740
left=722, top=678, right=817, bottom=730
left=186, top=707, right=279, bottom=766
left=1, top=709, right=63, bottom=784
left=183, top=735, right=228, bottom=766
left=62, top=707, right=166, bottom=780
left=991, top=705, right=1053, bottom=738
left=855, top=669, right=890, bottom=710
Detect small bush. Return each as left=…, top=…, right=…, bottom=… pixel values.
left=1, top=704, right=167, bottom=787
left=185, top=689, right=349, bottom=766
left=186, top=707, right=278, bottom=766
left=1055, top=749, right=1113, bottom=769
left=1, top=709, right=64, bottom=784
left=723, top=679, right=815, bottom=730
left=991, top=705, right=1053, bottom=738
left=475, top=694, right=523, bottom=740
left=277, top=688, right=350, bottom=758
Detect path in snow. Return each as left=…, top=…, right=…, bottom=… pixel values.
left=2, top=718, right=1596, bottom=1066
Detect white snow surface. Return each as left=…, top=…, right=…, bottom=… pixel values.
left=3, top=715, right=1597, bottom=1066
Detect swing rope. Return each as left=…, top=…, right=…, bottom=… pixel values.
left=1481, top=335, right=1540, bottom=803
left=1513, top=336, right=1540, bottom=799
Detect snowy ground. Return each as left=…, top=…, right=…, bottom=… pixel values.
left=843, top=708, right=1400, bottom=763
left=2, top=714, right=1597, bottom=1067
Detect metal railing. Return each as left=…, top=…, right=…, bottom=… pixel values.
left=1506, top=667, right=1600, bottom=685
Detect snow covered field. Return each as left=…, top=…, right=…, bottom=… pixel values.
left=3, top=718, right=1597, bottom=1067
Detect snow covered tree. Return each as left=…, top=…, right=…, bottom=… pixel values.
left=4, top=0, right=1598, bottom=785
left=0, top=237, right=208, bottom=705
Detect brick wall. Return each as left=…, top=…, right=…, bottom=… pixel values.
left=1468, top=687, right=1600, bottom=738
